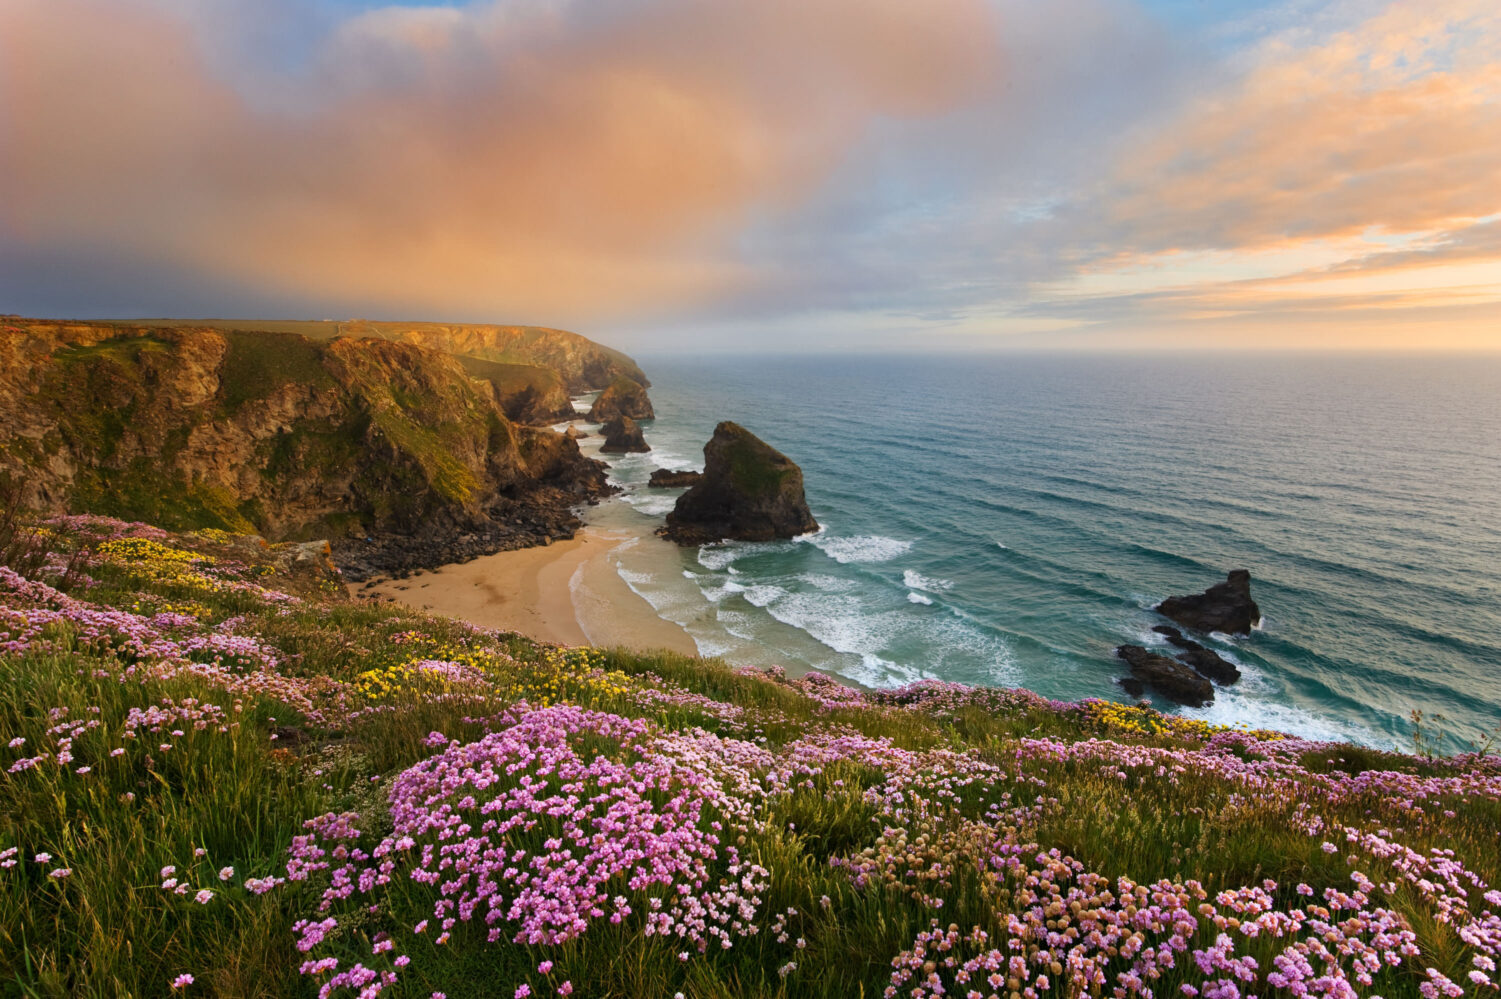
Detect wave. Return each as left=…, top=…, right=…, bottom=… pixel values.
left=908, top=592, right=933, bottom=605
left=800, top=534, right=913, bottom=564
left=902, top=569, right=954, bottom=592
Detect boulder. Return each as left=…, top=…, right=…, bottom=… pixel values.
left=1115, top=645, right=1214, bottom=707
left=662, top=422, right=818, bottom=545
left=1155, top=569, right=1261, bottom=636
left=648, top=469, right=702, bottom=488
left=1151, top=625, right=1241, bottom=685
left=587, top=376, right=654, bottom=422
left=599, top=415, right=650, bottom=453
left=563, top=424, right=588, bottom=440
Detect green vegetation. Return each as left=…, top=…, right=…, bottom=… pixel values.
left=217, top=331, right=334, bottom=415
left=2, top=518, right=1497, bottom=999
left=725, top=435, right=794, bottom=497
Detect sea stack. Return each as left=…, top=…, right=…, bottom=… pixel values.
left=1152, top=625, right=1241, bottom=684
left=648, top=469, right=703, bottom=488
left=662, top=422, right=818, bottom=545
left=587, top=376, right=655, bottom=422
left=1115, top=645, right=1215, bottom=707
left=1155, top=569, right=1261, bottom=635
left=599, top=415, right=650, bottom=453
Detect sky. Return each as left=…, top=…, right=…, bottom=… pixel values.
left=1, top=0, right=1498, bottom=352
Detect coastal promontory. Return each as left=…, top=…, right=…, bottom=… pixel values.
left=662, top=422, right=818, bottom=545
left=0, top=319, right=615, bottom=579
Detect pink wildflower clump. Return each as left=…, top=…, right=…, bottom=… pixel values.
left=288, top=706, right=774, bottom=993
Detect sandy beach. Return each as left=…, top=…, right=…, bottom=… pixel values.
left=355, top=527, right=699, bottom=656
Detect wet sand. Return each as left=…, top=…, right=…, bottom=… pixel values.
left=355, top=528, right=699, bottom=656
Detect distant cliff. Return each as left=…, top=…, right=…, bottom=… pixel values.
left=0, top=319, right=613, bottom=577
left=123, top=318, right=650, bottom=394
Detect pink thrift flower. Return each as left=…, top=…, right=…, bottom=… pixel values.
left=218, top=866, right=234, bottom=881
left=170, top=973, right=194, bottom=989
left=558, top=984, right=573, bottom=996
left=49, top=868, right=72, bottom=878
left=538, top=961, right=553, bottom=975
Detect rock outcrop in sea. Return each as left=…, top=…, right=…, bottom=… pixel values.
left=599, top=415, right=650, bottom=454
left=648, top=469, right=702, bottom=488
left=1156, top=569, right=1261, bottom=635
left=587, top=376, right=655, bottom=422
left=661, top=422, right=818, bottom=545
left=1115, top=645, right=1215, bottom=707
left=1151, top=625, right=1241, bottom=685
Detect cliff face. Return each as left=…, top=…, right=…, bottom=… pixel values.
left=455, top=355, right=576, bottom=425
left=0, top=320, right=611, bottom=575
left=120, top=318, right=650, bottom=393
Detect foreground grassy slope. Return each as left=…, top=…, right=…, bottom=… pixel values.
left=1, top=516, right=1498, bottom=999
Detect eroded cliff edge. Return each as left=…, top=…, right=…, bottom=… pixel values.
left=0, top=319, right=618, bottom=579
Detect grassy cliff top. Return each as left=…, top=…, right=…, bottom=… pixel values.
left=1, top=514, right=1497, bottom=999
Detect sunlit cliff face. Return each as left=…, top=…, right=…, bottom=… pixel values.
left=1, top=0, right=1498, bottom=350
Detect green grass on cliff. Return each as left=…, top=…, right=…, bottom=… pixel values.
left=217, top=331, right=334, bottom=415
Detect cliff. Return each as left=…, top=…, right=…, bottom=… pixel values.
left=662, top=422, right=818, bottom=544
left=124, top=318, right=649, bottom=393
left=455, top=355, right=576, bottom=425
left=0, top=319, right=611, bottom=578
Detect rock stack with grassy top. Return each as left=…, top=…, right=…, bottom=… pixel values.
left=587, top=376, right=655, bottom=422
left=662, top=422, right=817, bottom=544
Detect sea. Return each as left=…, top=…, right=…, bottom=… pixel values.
left=566, top=353, right=1501, bottom=752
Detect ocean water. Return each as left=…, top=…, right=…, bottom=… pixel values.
left=571, top=353, right=1501, bottom=751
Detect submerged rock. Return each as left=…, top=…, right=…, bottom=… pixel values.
left=1152, top=625, right=1241, bottom=685
left=587, top=376, right=655, bottom=422
left=662, top=422, right=818, bottom=545
left=648, top=469, right=702, bottom=488
left=1155, top=569, right=1261, bottom=636
left=1115, top=645, right=1215, bottom=707
left=599, top=415, right=650, bottom=453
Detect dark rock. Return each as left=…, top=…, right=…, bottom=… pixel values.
left=648, top=469, right=703, bottom=488
left=599, top=415, right=650, bottom=453
left=1115, top=645, right=1214, bottom=707
left=662, top=422, right=818, bottom=545
left=1151, top=625, right=1241, bottom=685
left=1155, top=569, right=1261, bottom=636
left=1118, top=677, right=1147, bottom=698
left=587, top=376, right=655, bottom=422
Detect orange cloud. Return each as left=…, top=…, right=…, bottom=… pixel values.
left=0, top=0, right=996, bottom=323
left=1095, top=0, right=1501, bottom=253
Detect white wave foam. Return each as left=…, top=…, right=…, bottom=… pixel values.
left=902, top=569, right=954, bottom=592
left=696, top=544, right=751, bottom=571
left=622, top=492, right=678, bottom=517
left=908, top=592, right=933, bottom=605
left=801, top=534, right=913, bottom=564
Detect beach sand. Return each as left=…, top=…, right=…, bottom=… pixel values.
left=354, top=527, right=699, bottom=656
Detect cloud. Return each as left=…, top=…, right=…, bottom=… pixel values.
left=0, top=0, right=996, bottom=323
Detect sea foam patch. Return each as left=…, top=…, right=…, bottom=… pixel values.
left=902, top=569, right=954, bottom=592
left=801, top=534, right=913, bottom=564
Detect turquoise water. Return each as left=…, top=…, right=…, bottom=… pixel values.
left=574, top=353, right=1501, bottom=751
